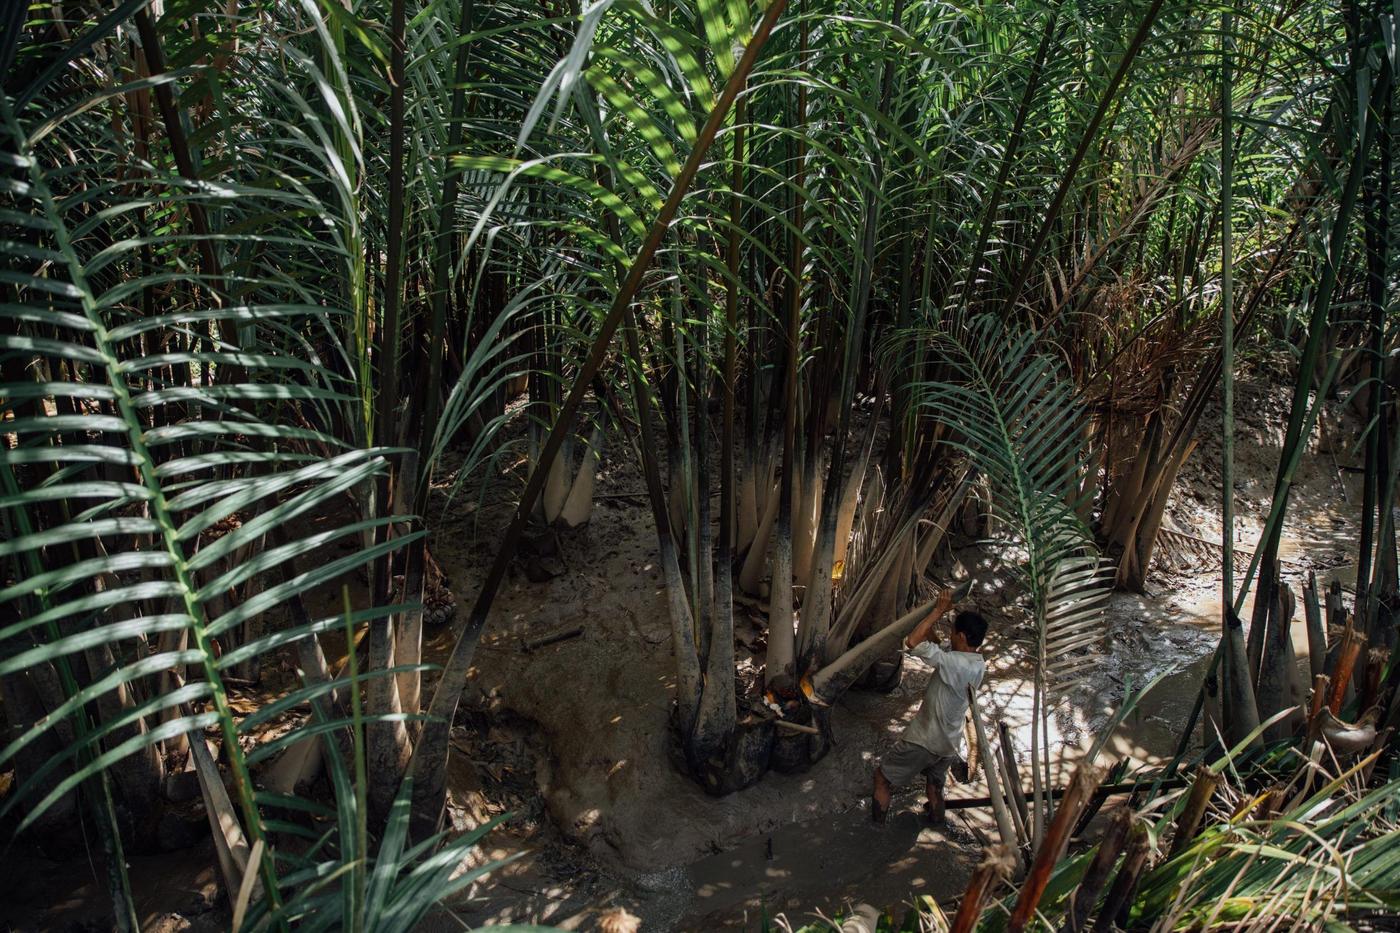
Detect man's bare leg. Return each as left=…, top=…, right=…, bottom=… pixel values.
left=872, top=767, right=893, bottom=824
left=925, top=778, right=946, bottom=824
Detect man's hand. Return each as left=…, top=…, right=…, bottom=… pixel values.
left=932, top=584, right=966, bottom=638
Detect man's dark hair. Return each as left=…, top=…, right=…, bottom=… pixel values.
left=954, top=610, right=988, bottom=648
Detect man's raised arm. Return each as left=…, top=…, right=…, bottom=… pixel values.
left=903, top=587, right=956, bottom=650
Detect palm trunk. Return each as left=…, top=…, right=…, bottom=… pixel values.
left=832, top=396, right=883, bottom=574
left=1357, top=81, right=1393, bottom=635
left=1259, top=583, right=1304, bottom=740
left=1061, top=806, right=1132, bottom=933
left=559, top=420, right=605, bottom=528
left=826, top=506, right=915, bottom=659
left=737, top=449, right=761, bottom=555
left=1362, top=410, right=1400, bottom=652
left=1117, top=438, right=1196, bottom=592
left=967, top=685, right=1022, bottom=865
left=87, top=644, right=163, bottom=850
left=1029, top=650, right=1046, bottom=848
left=1009, top=762, right=1105, bottom=932
left=807, top=599, right=936, bottom=704
left=367, top=0, right=414, bottom=820
left=542, top=443, right=571, bottom=524
left=399, top=9, right=481, bottom=750
left=766, top=7, right=808, bottom=693
left=1246, top=35, right=1385, bottom=625
left=1220, top=14, right=1237, bottom=620
left=395, top=550, right=425, bottom=738
left=739, top=477, right=780, bottom=594
left=766, top=506, right=798, bottom=688
left=1098, top=415, right=1142, bottom=541
left=691, top=106, right=747, bottom=764
left=694, top=350, right=716, bottom=670
left=367, top=614, right=413, bottom=817
left=1106, top=413, right=1160, bottom=552
left=1220, top=608, right=1262, bottom=748
left=791, top=462, right=821, bottom=592
left=0, top=670, right=80, bottom=836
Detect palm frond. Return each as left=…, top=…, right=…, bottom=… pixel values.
left=900, top=314, right=1110, bottom=676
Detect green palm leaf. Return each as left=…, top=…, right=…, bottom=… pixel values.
left=2, top=69, right=413, bottom=915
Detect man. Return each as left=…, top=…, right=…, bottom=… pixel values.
left=872, top=588, right=988, bottom=824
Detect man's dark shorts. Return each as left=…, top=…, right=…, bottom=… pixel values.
left=879, top=740, right=958, bottom=788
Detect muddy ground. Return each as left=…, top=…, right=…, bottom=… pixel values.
left=1, top=369, right=1363, bottom=932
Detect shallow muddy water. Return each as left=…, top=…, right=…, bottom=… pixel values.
left=1093, top=558, right=1356, bottom=765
